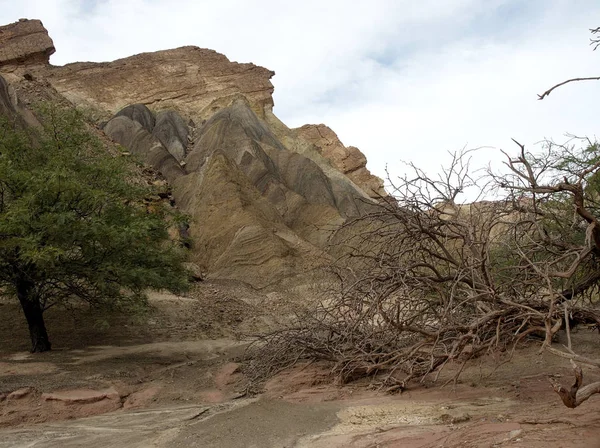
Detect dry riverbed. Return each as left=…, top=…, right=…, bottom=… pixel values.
left=0, top=282, right=599, bottom=447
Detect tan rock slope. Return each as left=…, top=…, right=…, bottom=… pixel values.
left=0, top=18, right=385, bottom=288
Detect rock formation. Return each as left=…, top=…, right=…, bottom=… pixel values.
left=153, top=111, right=189, bottom=162
left=41, top=46, right=275, bottom=122
left=0, top=19, right=55, bottom=70
left=0, top=18, right=386, bottom=288
left=295, top=124, right=386, bottom=199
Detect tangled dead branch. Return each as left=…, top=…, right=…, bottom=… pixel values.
left=249, top=142, right=600, bottom=406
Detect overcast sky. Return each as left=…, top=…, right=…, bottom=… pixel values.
left=1, top=0, right=599, bottom=190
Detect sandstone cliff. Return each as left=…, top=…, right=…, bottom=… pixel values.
left=0, top=18, right=385, bottom=288
left=44, top=47, right=275, bottom=122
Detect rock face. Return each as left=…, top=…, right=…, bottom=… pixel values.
left=0, top=19, right=386, bottom=288
left=295, top=124, right=386, bottom=199
left=115, top=104, right=156, bottom=133
left=103, top=114, right=185, bottom=184
left=0, top=19, right=55, bottom=69
left=39, top=46, right=275, bottom=122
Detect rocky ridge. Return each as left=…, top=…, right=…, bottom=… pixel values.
left=0, top=19, right=385, bottom=288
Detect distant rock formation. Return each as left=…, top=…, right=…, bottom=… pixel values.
left=0, top=19, right=55, bottom=69
left=295, top=124, right=386, bottom=199
left=0, top=18, right=386, bottom=288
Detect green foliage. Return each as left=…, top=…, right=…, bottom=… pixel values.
left=489, top=140, right=600, bottom=300
left=0, top=104, right=189, bottom=312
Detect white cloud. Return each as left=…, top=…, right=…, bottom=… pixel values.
left=1, top=0, right=599, bottom=192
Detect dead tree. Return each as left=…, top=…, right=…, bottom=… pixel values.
left=492, top=138, right=600, bottom=407
left=251, top=144, right=600, bottom=406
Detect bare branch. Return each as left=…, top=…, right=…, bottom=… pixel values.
left=591, top=26, right=600, bottom=51
left=544, top=346, right=600, bottom=369
left=550, top=360, right=600, bottom=408
left=538, top=77, right=600, bottom=100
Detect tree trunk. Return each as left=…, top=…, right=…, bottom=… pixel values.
left=16, top=280, right=51, bottom=353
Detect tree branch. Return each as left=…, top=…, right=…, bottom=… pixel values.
left=538, top=77, right=600, bottom=100
left=550, top=360, right=600, bottom=408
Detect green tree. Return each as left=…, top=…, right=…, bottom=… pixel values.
left=0, top=105, right=189, bottom=352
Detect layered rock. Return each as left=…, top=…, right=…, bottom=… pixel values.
left=37, top=47, right=275, bottom=122
left=153, top=111, right=189, bottom=162
left=185, top=99, right=366, bottom=218
left=114, top=104, right=156, bottom=133
left=173, top=152, right=331, bottom=287
left=295, top=124, right=386, bottom=199
left=0, top=19, right=55, bottom=69
left=103, top=111, right=186, bottom=184
left=102, top=99, right=368, bottom=286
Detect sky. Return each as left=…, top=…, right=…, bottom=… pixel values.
left=1, top=0, right=599, bottom=195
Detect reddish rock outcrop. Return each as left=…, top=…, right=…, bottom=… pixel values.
left=41, top=388, right=120, bottom=404
left=0, top=19, right=55, bottom=69
left=294, top=124, right=386, bottom=198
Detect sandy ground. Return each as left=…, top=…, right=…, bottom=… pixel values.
left=1, top=281, right=599, bottom=447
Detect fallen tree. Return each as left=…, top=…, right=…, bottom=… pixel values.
left=249, top=142, right=600, bottom=407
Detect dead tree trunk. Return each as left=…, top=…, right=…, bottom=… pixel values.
left=551, top=361, right=600, bottom=408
